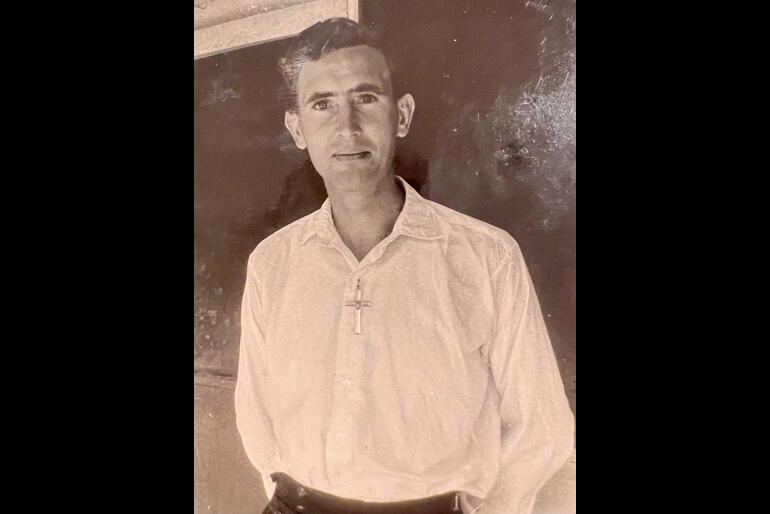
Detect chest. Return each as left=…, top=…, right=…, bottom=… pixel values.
left=260, top=246, right=497, bottom=372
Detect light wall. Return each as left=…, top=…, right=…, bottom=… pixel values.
left=194, top=0, right=359, bottom=59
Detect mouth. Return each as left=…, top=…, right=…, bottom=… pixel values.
left=333, top=151, right=371, bottom=161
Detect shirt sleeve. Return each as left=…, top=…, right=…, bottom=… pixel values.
left=234, top=254, right=285, bottom=499
left=476, top=240, right=575, bottom=514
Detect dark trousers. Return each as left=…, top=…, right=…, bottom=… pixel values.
left=262, top=473, right=463, bottom=514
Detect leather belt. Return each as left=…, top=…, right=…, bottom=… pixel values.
left=269, top=472, right=462, bottom=514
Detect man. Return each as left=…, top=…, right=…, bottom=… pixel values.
left=235, top=18, right=574, bottom=514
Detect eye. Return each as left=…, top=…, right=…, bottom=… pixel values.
left=312, top=100, right=330, bottom=111
left=359, top=94, right=377, bottom=104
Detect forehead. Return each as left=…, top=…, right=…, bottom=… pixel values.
left=296, top=45, right=392, bottom=98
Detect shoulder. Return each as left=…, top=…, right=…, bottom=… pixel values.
left=424, top=198, right=522, bottom=266
left=246, top=210, right=316, bottom=268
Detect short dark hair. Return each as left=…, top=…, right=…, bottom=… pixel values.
left=279, top=17, right=395, bottom=111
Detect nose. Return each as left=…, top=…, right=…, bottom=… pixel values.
left=335, top=101, right=361, bottom=138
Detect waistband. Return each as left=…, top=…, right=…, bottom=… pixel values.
left=270, top=472, right=463, bottom=514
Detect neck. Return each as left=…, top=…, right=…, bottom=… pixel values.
left=326, top=174, right=405, bottom=260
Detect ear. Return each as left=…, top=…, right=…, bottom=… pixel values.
left=396, top=93, right=415, bottom=138
left=284, top=110, right=307, bottom=149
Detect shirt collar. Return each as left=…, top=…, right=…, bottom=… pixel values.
left=300, top=175, right=442, bottom=245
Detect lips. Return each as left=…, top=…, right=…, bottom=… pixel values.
left=333, top=151, right=371, bottom=161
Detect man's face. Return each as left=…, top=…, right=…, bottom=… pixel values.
left=285, top=45, right=414, bottom=193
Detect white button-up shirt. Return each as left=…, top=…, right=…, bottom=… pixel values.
left=235, top=175, right=574, bottom=514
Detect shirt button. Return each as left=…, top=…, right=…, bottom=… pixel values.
left=336, top=432, right=344, bottom=440
left=343, top=379, right=351, bottom=386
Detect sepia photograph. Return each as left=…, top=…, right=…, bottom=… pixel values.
left=194, top=1, right=575, bottom=513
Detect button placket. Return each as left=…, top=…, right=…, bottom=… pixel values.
left=325, top=271, right=368, bottom=475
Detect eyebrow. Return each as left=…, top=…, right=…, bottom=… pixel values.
left=304, top=83, right=386, bottom=105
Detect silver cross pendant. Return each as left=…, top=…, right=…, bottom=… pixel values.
left=345, top=278, right=372, bottom=334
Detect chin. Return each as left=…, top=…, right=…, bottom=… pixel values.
left=322, top=166, right=384, bottom=191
